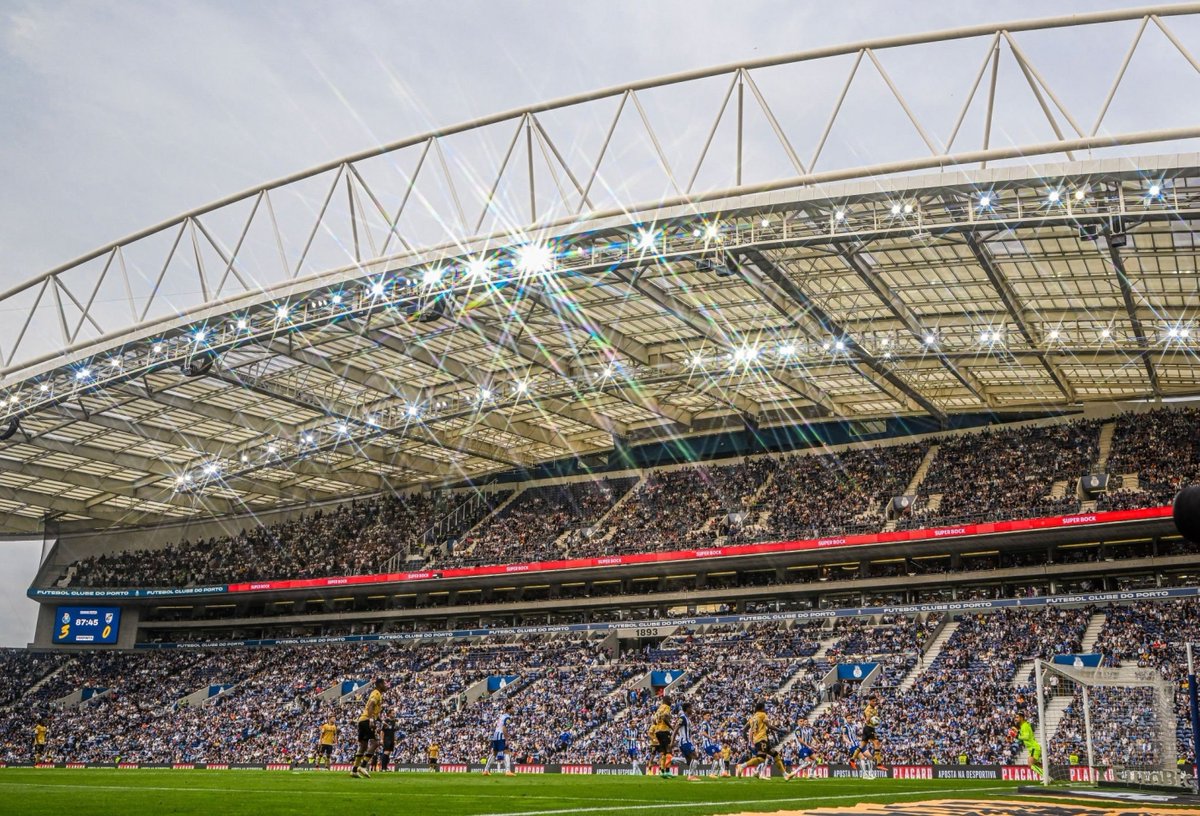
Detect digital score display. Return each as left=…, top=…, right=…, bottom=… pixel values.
left=54, top=606, right=120, bottom=644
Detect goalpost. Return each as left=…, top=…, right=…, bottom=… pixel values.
left=1034, top=658, right=1183, bottom=789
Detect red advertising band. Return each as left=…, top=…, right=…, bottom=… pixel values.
left=226, top=505, right=1174, bottom=594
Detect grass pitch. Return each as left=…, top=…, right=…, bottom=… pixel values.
left=0, top=769, right=1049, bottom=816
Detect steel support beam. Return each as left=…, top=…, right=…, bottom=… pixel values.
left=426, top=304, right=648, bottom=435
left=1105, top=235, right=1162, bottom=396
left=362, top=327, right=592, bottom=454
left=262, top=335, right=527, bottom=471
left=737, top=248, right=949, bottom=423
left=211, top=368, right=525, bottom=470
left=836, top=248, right=995, bottom=408
left=518, top=286, right=697, bottom=429
left=0, top=455, right=248, bottom=517
left=613, top=266, right=836, bottom=418
left=0, top=484, right=141, bottom=525
left=965, top=235, right=1077, bottom=402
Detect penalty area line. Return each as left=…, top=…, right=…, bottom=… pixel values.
left=473, top=784, right=1017, bottom=816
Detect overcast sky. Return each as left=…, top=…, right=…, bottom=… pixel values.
left=0, top=1, right=1195, bottom=646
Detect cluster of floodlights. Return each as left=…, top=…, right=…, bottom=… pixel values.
left=1, top=180, right=1185, bottom=418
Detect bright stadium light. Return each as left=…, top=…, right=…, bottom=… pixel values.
left=1048, top=329, right=1060, bottom=341
left=479, top=387, right=493, bottom=402
left=705, top=223, right=720, bottom=240
left=1047, top=189, right=1061, bottom=204
left=978, top=194, right=992, bottom=208
left=637, top=229, right=655, bottom=249
left=406, top=403, right=421, bottom=417
left=880, top=337, right=890, bottom=347
left=422, top=266, right=444, bottom=286
left=301, top=433, right=314, bottom=444
left=834, top=210, right=846, bottom=222
left=266, top=443, right=278, bottom=454
left=834, top=339, right=846, bottom=351
left=924, top=334, right=937, bottom=346
left=1149, top=182, right=1162, bottom=198
left=236, top=318, right=248, bottom=330
left=75, top=368, right=91, bottom=381
left=370, top=280, right=386, bottom=297
left=240, top=452, right=249, bottom=463
left=733, top=345, right=759, bottom=364
left=193, top=329, right=206, bottom=342
left=204, top=462, right=220, bottom=476
left=514, top=381, right=528, bottom=394
left=516, top=243, right=553, bottom=275
left=152, top=344, right=163, bottom=353
left=903, top=203, right=914, bottom=214
left=777, top=343, right=796, bottom=357
left=334, top=422, right=349, bottom=435
left=692, top=228, right=702, bottom=238
left=760, top=217, right=771, bottom=228
left=108, top=358, right=121, bottom=367
left=275, top=305, right=289, bottom=321
left=890, top=203, right=902, bottom=216
left=1074, top=188, right=1087, bottom=201
left=466, top=257, right=492, bottom=281
left=689, top=353, right=705, bottom=368
left=39, top=382, right=49, bottom=392
left=1101, top=327, right=1112, bottom=339
left=330, top=293, right=343, bottom=305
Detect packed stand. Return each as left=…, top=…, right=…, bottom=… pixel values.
left=590, top=460, right=776, bottom=557
left=755, top=444, right=928, bottom=542
left=63, top=491, right=508, bottom=588
left=438, top=478, right=637, bottom=569
left=1099, top=408, right=1200, bottom=510
left=899, top=421, right=1101, bottom=529
left=8, top=604, right=1200, bottom=768
left=809, top=607, right=1090, bottom=764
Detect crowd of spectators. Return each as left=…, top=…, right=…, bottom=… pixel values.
left=63, top=492, right=508, bottom=588
left=756, top=444, right=928, bottom=542
left=593, top=460, right=776, bottom=557
left=6, top=603, right=1200, bottom=768
left=1048, top=599, right=1200, bottom=769
left=809, top=607, right=1090, bottom=765
left=438, top=478, right=637, bottom=569
left=50, top=409, right=1197, bottom=590
left=898, top=421, right=1101, bottom=530
left=1099, top=408, right=1200, bottom=510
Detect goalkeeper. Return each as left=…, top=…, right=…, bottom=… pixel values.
left=1011, top=713, right=1042, bottom=777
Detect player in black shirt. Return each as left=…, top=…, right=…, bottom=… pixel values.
left=374, top=715, right=398, bottom=772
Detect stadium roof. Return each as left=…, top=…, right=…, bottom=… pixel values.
left=1, top=5, right=1200, bottom=534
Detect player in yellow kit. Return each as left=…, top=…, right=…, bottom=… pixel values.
left=33, top=721, right=48, bottom=762
left=648, top=695, right=674, bottom=777
left=736, top=701, right=786, bottom=779
left=316, top=717, right=337, bottom=768
left=351, top=678, right=386, bottom=778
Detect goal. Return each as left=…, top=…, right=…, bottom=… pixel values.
left=1034, top=658, right=1182, bottom=788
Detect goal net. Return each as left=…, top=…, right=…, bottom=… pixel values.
left=1035, top=659, right=1182, bottom=788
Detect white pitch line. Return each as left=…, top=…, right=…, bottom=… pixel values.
left=472, top=784, right=1018, bottom=816
left=0, top=780, right=661, bottom=804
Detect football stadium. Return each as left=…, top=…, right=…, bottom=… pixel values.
left=4, top=4, right=1200, bottom=815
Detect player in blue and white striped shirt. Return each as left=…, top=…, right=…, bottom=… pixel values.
left=672, top=701, right=701, bottom=781
left=481, top=701, right=514, bottom=776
